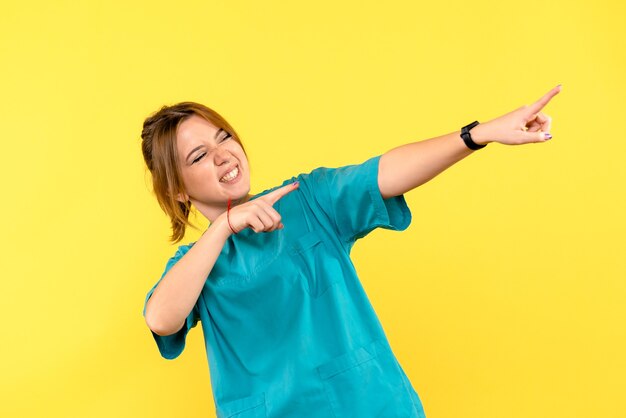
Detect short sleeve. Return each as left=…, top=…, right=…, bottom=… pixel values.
left=142, top=244, right=200, bottom=360
left=298, top=154, right=412, bottom=244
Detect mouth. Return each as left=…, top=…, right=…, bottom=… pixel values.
left=219, top=165, right=241, bottom=184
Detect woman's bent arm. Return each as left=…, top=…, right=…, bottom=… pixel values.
left=144, top=214, right=232, bottom=336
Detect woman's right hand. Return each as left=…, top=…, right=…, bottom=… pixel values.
left=222, top=181, right=300, bottom=234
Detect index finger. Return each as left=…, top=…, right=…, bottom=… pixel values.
left=528, top=84, right=562, bottom=114
left=260, top=181, right=300, bottom=206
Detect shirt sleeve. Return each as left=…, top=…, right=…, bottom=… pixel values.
left=142, top=244, right=200, bottom=360
left=299, top=154, right=412, bottom=245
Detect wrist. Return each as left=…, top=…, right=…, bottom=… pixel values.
left=209, top=213, right=234, bottom=239
left=470, top=123, right=491, bottom=145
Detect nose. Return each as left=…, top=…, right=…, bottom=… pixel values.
left=214, top=147, right=233, bottom=165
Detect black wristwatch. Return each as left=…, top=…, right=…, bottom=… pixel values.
left=461, top=121, right=487, bottom=150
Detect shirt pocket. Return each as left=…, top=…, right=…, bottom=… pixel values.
left=288, top=230, right=343, bottom=298
left=316, top=339, right=417, bottom=417
left=216, top=392, right=267, bottom=418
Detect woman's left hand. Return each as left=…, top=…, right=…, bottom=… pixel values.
left=472, top=84, right=562, bottom=146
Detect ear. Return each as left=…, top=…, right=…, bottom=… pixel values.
left=175, top=192, right=189, bottom=203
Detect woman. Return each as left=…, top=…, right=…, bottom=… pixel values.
left=141, top=85, right=561, bottom=418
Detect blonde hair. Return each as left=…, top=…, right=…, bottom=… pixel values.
left=141, top=102, right=249, bottom=243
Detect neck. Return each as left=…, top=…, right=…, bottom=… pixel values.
left=203, top=193, right=253, bottom=224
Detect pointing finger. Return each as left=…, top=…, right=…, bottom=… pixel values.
left=261, top=181, right=300, bottom=206
left=528, top=84, right=561, bottom=114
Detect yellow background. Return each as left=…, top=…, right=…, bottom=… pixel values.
left=1, top=1, right=624, bottom=417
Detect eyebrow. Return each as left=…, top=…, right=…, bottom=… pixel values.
left=185, top=128, right=224, bottom=163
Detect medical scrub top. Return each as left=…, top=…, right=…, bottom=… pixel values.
left=143, top=154, right=427, bottom=418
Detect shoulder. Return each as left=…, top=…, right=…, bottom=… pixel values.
left=300, top=156, right=383, bottom=191
left=247, top=156, right=381, bottom=205
left=301, top=156, right=382, bottom=184
left=247, top=171, right=310, bottom=201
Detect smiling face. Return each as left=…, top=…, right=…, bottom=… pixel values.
left=175, top=114, right=252, bottom=222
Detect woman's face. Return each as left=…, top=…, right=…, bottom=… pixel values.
left=175, top=114, right=251, bottom=221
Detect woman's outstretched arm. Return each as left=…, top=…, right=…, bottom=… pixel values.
left=378, top=85, right=562, bottom=199
left=378, top=128, right=483, bottom=199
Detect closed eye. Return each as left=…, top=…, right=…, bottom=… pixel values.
left=191, top=133, right=232, bottom=164
left=192, top=153, right=206, bottom=164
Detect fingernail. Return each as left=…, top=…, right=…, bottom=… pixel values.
left=293, top=181, right=299, bottom=186
left=545, top=133, right=552, bottom=140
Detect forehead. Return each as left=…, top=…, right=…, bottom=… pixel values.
left=177, top=115, right=219, bottom=149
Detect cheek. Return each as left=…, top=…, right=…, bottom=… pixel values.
left=236, top=149, right=248, bottom=166
left=187, top=167, right=216, bottom=189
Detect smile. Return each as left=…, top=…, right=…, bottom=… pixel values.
left=219, top=165, right=240, bottom=183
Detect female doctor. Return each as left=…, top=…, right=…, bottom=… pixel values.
left=142, top=85, right=561, bottom=418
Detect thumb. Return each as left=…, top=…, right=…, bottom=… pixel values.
left=519, top=130, right=552, bottom=143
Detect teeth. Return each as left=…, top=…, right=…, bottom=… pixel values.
left=220, top=166, right=239, bottom=182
